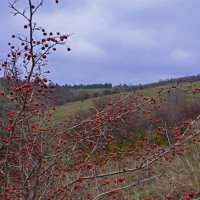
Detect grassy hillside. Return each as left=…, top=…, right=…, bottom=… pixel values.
left=51, top=99, right=94, bottom=125
left=51, top=81, right=200, bottom=125
left=46, top=81, right=200, bottom=199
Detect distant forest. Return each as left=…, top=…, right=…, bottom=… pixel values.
left=1, top=74, right=200, bottom=105
left=54, top=74, right=200, bottom=90
left=52, top=74, right=200, bottom=105
left=55, top=83, right=112, bottom=89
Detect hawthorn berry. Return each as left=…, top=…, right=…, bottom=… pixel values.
left=185, top=196, right=191, bottom=200
left=189, top=191, right=195, bottom=197
left=87, top=163, right=93, bottom=169
left=165, top=195, right=172, bottom=200
left=104, top=179, right=110, bottom=184
left=3, top=139, right=9, bottom=143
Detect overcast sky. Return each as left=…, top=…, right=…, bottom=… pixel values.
left=0, top=0, right=200, bottom=85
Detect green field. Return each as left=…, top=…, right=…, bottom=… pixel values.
left=51, top=99, right=93, bottom=124
left=51, top=81, right=200, bottom=125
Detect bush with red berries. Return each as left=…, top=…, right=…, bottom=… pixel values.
left=0, top=1, right=200, bottom=200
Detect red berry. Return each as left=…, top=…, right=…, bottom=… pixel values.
left=6, top=75, right=11, bottom=80
left=165, top=195, right=172, bottom=200
left=114, top=179, right=118, bottom=183
left=104, top=179, right=110, bottom=184
left=87, top=163, right=93, bottom=169
left=156, top=119, right=160, bottom=123
left=189, top=191, right=195, bottom=197
left=3, top=139, right=9, bottom=143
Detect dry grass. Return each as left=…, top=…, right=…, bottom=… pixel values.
left=120, top=143, right=200, bottom=200
left=61, top=141, right=200, bottom=200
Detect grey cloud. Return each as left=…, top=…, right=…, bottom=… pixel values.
left=1, top=0, right=200, bottom=85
